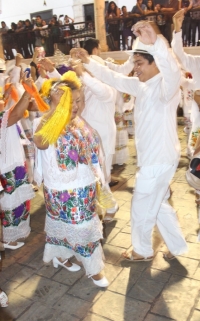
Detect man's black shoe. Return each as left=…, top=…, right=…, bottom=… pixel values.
left=109, top=180, right=119, bottom=187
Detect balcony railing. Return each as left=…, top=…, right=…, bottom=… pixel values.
left=1, top=9, right=200, bottom=59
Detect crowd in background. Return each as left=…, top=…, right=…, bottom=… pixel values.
left=1, top=0, right=200, bottom=58
left=0, top=14, right=75, bottom=59
left=106, top=0, right=200, bottom=50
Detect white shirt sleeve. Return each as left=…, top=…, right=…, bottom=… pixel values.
left=105, top=55, right=134, bottom=75
left=35, top=76, right=45, bottom=91
left=47, top=69, right=61, bottom=79
left=10, top=66, right=21, bottom=84
left=80, top=71, right=116, bottom=102
left=171, top=30, right=200, bottom=77
left=83, top=58, right=140, bottom=97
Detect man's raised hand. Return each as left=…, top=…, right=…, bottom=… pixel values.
left=173, top=9, right=185, bottom=33
left=132, top=21, right=157, bottom=45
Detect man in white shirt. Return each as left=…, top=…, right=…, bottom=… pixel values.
left=74, top=21, right=188, bottom=261
left=172, top=9, right=200, bottom=85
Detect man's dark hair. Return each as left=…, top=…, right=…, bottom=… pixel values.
left=83, top=38, right=100, bottom=55
left=36, top=15, right=42, bottom=19
left=133, top=52, right=154, bottom=64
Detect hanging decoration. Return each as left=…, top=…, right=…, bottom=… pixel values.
left=43, top=0, right=47, bottom=5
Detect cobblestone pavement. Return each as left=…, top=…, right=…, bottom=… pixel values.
left=1, top=122, right=200, bottom=321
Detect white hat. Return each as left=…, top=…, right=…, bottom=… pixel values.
left=0, top=58, right=6, bottom=71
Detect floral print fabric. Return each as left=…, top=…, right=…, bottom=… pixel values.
left=42, top=117, right=104, bottom=259
left=1, top=200, right=30, bottom=228
left=46, top=236, right=99, bottom=258
left=44, top=183, right=100, bottom=257
left=0, top=166, right=29, bottom=195
left=56, top=117, right=100, bottom=173
left=44, top=183, right=96, bottom=225
left=0, top=111, right=31, bottom=234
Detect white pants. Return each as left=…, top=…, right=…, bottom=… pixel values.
left=131, top=163, right=188, bottom=257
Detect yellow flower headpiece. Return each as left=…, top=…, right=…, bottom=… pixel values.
left=35, top=71, right=81, bottom=145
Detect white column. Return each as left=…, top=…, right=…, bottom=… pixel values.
left=94, top=0, right=108, bottom=52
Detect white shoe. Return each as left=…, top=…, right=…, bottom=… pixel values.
left=52, top=257, right=81, bottom=272
left=106, top=203, right=119, bottom=214
left=91, top=276, right=109, bottom=287
left=4, top=242, right=24, bottom=250
left=0, top=291, right=8, bottom=307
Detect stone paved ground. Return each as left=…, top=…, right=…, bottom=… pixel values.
left=1, top=122, right=200, bottom=321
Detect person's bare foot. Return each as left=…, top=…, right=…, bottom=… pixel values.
left=58, top=258, right=73, bottom=267
left=7, top=242, right=18, bottom=246
left=122, top=249, right=153, bottom=262
left=163, top=251, right=175, bottom=260
left=92, top=273, right=104, bottom=281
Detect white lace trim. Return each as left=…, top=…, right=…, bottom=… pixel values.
left=43, top=243, right=105, bottom=276
left=45, top=214, right=103, bottom=247
left=2, top=215, right=31, bottom=242
left=0, top=184, right=35, bottom=211
left=45, top=145, right=79, bottom=185
left=36, top=145, right=97, bottom=190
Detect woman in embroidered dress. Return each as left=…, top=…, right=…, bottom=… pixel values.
left=0, top=78, right=35, bottom=250
left=32, top=71, right=109, bottom=287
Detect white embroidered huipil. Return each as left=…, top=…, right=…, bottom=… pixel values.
left=84, top=37, right=181, bottom=167
left=84, top=36, right=188, bottom=257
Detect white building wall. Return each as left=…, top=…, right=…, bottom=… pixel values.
left=0, top=0, right=135, bottom=28
left=0, top=0, right=74, bottom=27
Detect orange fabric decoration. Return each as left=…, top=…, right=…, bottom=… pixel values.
left=4, top=83, right=19, bottom=106
left=5, top=84, right=19, bottom=102
left=22, top=82, right=49, bottom=112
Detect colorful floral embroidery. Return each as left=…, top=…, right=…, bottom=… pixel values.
left=56, top=117, right=100, bottom=172
left=46, top=235, right=100, bottom=257
left=123, top=93, right=131, bottom=103
left=0, top=166, right=29, bottom=195
left=1, top=200, right=30, bottom=227
left=44, top=182, right=96, bottom=224
left=190, top=128, right=200, bottom=147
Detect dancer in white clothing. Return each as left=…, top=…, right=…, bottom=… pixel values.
left=73, top=21, right=188, bottom=261
left=172, top=10, right=200, bottom=230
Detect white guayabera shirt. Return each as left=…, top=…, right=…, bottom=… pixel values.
left=84, top=36, right=181, bottom=167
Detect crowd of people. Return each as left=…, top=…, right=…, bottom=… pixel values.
left=106, top=0, right=200, bottom=49
left=1, top=0, right=200, bottom=60
left=0, top=14, right=75, bottom=59
left=0, top=7, right=200, bottom=310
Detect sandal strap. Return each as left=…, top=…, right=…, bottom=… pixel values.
left=62, top=259, right=69, bottom=265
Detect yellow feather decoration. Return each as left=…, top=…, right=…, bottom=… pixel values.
left=40, top=79, right=55, bottom=99
left=35, top=86, right=72, bottom=145
left=35, top=71, right=82, bottom=145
